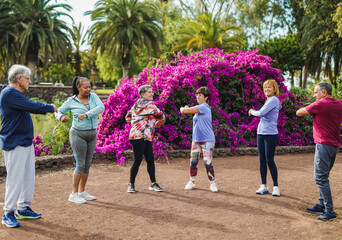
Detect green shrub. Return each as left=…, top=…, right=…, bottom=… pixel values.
left=32, top=94, right=72, bottom=156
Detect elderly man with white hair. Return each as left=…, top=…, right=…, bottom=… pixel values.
left=0, top=64, right=57, bottom=228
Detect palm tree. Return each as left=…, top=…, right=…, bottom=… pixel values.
left=172, top=12, right=244, bottom=53
left=0, top=0, right=17, bottom=78
left=71, top=23, right=87, bottom=76
left=2, top=0, right=73, bottom=79
left=87, top=0, right=163, bottom=78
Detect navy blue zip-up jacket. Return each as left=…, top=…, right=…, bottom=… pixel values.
left=0, top=85, right=55, bottom=151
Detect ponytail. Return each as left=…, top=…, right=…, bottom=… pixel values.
left=72, top=77, right=80, bottom=96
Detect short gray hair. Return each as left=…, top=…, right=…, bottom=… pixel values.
left=8, top=64, right=31, bottom=84
left=316, top=82, right=332, bottom=95
left=138, top=85, right=152, bottom=96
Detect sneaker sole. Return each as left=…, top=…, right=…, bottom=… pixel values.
left=148, top=187, right=163, bottom=192
left=81, top=197, right=96, bottom=201
left=127, top=190, right=135, bottom=193
left=317, top=217, right=337, bottom=221
left=256, top=191, right=269, bottom=195
left=306, top=209, right=324, bottom=214
left=68, top=199, right=87, bottom=204
left=2, top=220, right=19, bottom=228
left=272, top=194, right=280, bottom=197
left=185, top=187, right=196, bottom=190
left=15, top=214, right=41, bottom=220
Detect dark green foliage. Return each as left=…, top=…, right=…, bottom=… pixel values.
left=44, top=63, right=74, bottom=84
left=256, top=34, right=305, bottom=86
left=0, top=0, right=73, bottom=74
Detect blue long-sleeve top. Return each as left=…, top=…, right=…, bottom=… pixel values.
left=0, top=85, right=55, bottom=151
left=55, top=93, right=104, bottom=130
left=251, top=96, right=282, bottom=135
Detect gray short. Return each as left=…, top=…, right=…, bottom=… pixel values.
left=70, top=127, right=97, bottom=174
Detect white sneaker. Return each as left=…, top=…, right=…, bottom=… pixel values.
left=209, top=182, right=218, bottom=192
left=79, top=191, right=96, bottom=200
left=185, top=181, right=196, bottom=190
left=272, top=186, right=280, bottom=196
left=68, top=193, right=87, bottom=204
left=256, top=184, right=269, bottom=194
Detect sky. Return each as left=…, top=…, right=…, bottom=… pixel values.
left=57, top=0, right=98, bottom=50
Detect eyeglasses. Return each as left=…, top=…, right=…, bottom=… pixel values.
left=20, top=76, right=30, bottom=80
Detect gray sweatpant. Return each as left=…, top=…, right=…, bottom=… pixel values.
left=3, top=145, right=35, bottom=215
left=314, top=143, right=338, bottom=213
left=70, top=127, right=97, bottom=174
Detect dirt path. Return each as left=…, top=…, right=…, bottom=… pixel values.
left=0, top=153, right=341, bottom=240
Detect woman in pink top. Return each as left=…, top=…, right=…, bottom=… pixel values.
left=125, top=85, right=165, bottom=193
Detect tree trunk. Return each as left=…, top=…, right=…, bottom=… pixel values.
left=75, top=50, right=82, bottom=76
left=91, top=61, right=97, bottom=88
left=26, top=40, right=39, bottom=83
left=122, top=67, right=129, bottom=79
left=268, top=0, right=275, bottom=41
left=303, top=66, right=308, bottom=89
left=27, top=61, right=37, bottom=83
left=121, top=46, right=131, bottom=79
left=333, top=50, right=340, bottom=88
left=316, top=62, right=321, bottom=84
left=299, top=68, right=303, bottom=88
left=290, top=72, right=294, bottom=88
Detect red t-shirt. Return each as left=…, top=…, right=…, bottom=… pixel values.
left=305, top=97, right=342, bottom=147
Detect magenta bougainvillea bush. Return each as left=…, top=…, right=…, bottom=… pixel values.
left=95, top=48, right=313, bottom=164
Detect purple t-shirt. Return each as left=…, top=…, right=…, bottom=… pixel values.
left=192, top=103, right=215, bottom=142
left=252, top=96, right=282, bottom=135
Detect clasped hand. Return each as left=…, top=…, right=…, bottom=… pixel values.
left=180, top=105, right=189, bottom=114
left=60, top=113, right=87, bottom=122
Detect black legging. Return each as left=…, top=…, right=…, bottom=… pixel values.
left=257, top=134, right=278, bottom=186
left=130, top=139, right=156, bottom=184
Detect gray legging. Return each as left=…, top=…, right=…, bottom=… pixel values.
left=70, top=127, right=97, bottom=174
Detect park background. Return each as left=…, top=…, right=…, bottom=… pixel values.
left=0, top=0, right=342, bottom=163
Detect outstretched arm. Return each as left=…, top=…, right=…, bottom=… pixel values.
left=9, top=94, right=55, bottom=114
left=249, top=97, right=278, bottom=117
left=180, top=106, right=199, bottom=114
left=296, top=107, right=309, bottom=117
left=55, top=98, right=71, bottom=120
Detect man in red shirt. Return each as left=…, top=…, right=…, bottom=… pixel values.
left=297, top=82, right=342, bottom=221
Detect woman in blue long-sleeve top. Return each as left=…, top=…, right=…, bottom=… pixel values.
left=55, top=77, right=104, bottom=204
left=249, top=79, right=282, bottom=197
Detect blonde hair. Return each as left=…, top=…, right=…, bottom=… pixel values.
left=263, top=79, right=279, bottom=97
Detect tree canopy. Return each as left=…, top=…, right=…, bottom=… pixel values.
left=256, top=34, right=305, bottom=88
left=172, top=12, right=245, bottom=52
left=0, top=0, right=341, bottom=89
left=0, top=0, right=73, bottom=79
left=87, top=0, right=164, bottom=78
